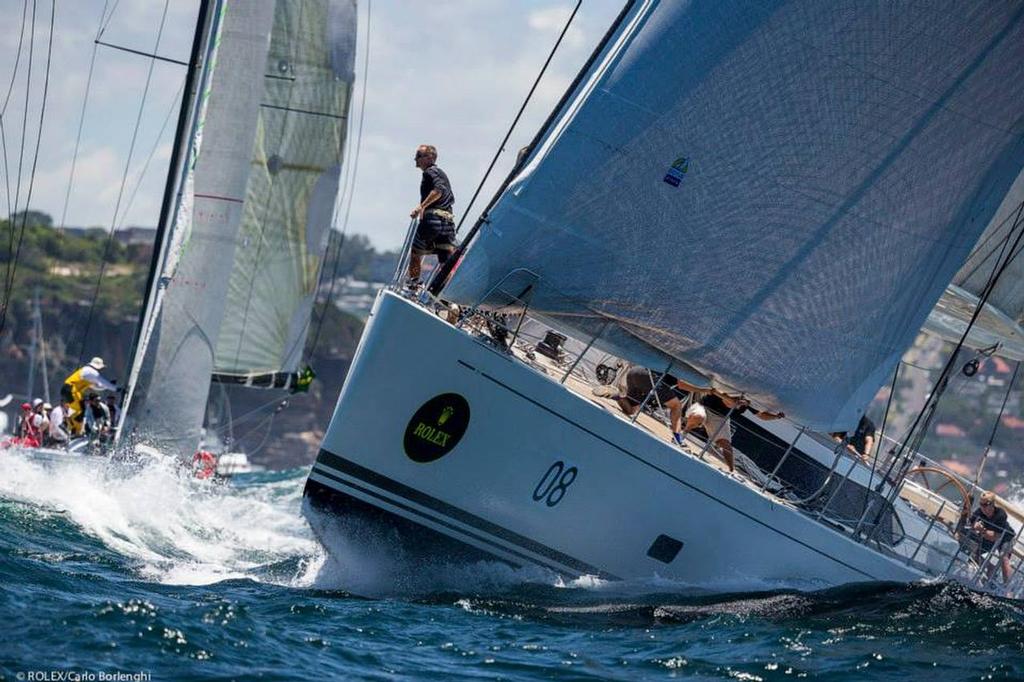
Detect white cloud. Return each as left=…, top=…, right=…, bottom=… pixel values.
left=528, top=6, right=586, bottom=48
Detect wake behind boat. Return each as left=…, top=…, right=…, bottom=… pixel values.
left=303, top=0, right=1024, bottom=598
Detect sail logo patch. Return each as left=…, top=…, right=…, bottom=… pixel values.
left=403, top=393, right=470, bottom=463
left=663, top=156, right=689, bottom=187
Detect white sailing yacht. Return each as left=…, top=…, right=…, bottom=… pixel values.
left=115, top=0, right=357, bottom=467
left=303, top=1, right=1024, bottom=595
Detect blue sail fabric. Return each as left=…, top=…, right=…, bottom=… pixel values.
left=444, top=0, right=1024, bottom=431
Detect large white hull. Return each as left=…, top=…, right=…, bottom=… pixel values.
left=304, top=291, right=929, bottom=588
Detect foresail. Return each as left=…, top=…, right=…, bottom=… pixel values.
left=212, top=0, right=356, bottom=383
left=443, top=0, right=1024, bottom=431
left=924, top=169, right=1024, bottom=359
left=127, top=2, right=275, bottom=454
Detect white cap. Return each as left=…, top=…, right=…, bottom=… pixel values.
left=43, top=402, right=52, bottom=411
left=32, top=398, right=42, bottom=407
left=89, top=356, right=105, bottom=370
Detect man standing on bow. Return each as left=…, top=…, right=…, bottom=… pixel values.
left=407, top=144, right=457, bottom=289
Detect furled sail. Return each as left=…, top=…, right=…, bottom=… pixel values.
left=211, top=0, right=356, bottom=389
left=125, top=2, right=276, bottom=453
left=923, top=171, right=1024, bottom=359
left=443, top=0, right=1024, bottom=431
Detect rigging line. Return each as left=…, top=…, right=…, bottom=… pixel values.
left=2, top=0, right=39, bottom=330
left=960, top=198, right=1024, bottom=276
left=94, top=40, right=189, bottom=67
left=58, top=42, right=100, bottom=233
left=957, top=199, right=1024, bottom=290
left=0, top=0, right=30, bottom=231
left=115, top=81, right=184, bottom=231
left=971, top=359, right=1020, bottom=490
left=76, top=0, right=172, bottom=362
left=455, top=0, right=582, bottom=235
left=0, top=0, right=54, bottom=338
left=7, top=0, right=37, bottom=297
left=0, top=0, right=30, bottom=116
left=875, top=206, right=1024, bottom=498
left=863, top=360, right=901, bottom=501
left=208, top=396, right=284, bottom=435
left=96, top=0, right=120, bottom=40
left=308, top=0, right=372, bottom=358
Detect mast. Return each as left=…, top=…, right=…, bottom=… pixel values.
left=115, top=0, right=219, bottom=441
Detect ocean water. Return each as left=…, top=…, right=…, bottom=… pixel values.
left=1, top=452, right=1022, bottom=681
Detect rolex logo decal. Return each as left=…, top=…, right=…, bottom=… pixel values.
left=403, top=393, right=471, bottom=463
left=663, top=156, right=689, bottom=187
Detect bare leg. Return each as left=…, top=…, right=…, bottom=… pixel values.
left=668, top=399, right=683, bottom=433
left=408, top=253, right=423, bottom=281
left=1002, top=553, right=1012, bottom=584
left=716, top=439, right=735, bottom=472
left=615, top=397, right=637, bottom=416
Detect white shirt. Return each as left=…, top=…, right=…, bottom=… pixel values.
left=81, top=365, right=117, bottom=392
left=48, top=406, right=69, bottom=440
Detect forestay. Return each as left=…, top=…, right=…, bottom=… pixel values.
left=444, top=0, right=1024, bottom=431
left=127, top=2, right=276, bottom=454
left=212, top=0, right=356, bottom=386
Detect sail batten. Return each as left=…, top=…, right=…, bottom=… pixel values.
left=444, top=0, right=1024, bottom=430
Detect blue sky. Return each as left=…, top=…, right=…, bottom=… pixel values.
left=0, top=0, right=623, bottom=250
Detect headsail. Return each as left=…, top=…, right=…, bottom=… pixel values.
left=443, top=0, right=1024, bottom=431
left=924, top=171, right=1024, bottom=359
left=124, top=2, right=276, bottom=454
left=212, top=0, right=357, bottom=389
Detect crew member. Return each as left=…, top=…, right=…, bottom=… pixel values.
left=47, top=399, right=72, bottom=447
left=61, top=357, right=116, bottom=435
left=17, top=403, right=40, bottom=447
left=969, top=491, right=1016, bottom=585
left=407, top=144, right=457, bottom=289
left=678, top=382, right=785, bottom=473
left=593, top=366, right=690, bottom=442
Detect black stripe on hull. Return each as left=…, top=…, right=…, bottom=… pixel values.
left=303, top=477, right=516, bottom=569
left=305, top=448, right=616, bottom=579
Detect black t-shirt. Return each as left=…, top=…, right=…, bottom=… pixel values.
left=420, top=165, right=454, bottom=213
left=970, top=505, right=1015, bottom=547
left=701, top=393, right=749, bottom=417
left=849, top=415, right=877, bottom=454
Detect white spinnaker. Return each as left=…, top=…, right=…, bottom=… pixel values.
left=128, top=2, right=276, bottom=454
left=444, top=0, right=1024, bottom=431
left=213, top=0, right=356, bottom=380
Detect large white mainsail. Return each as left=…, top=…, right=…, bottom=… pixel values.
left=212, top=0, right=356, bottom=390
left=443, top=0, right=1024, bottom=431
left=123, top=2, right=276, bottom=454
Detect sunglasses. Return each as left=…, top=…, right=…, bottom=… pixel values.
left=981, top=501, right=994, bottom=507
left=415, top=151, right=430, bottom=159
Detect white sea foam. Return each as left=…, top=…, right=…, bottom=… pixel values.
left=0, top=448, right=320, bottom=587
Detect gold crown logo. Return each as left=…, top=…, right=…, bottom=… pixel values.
left=438, top=406, right=454, bottom=426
